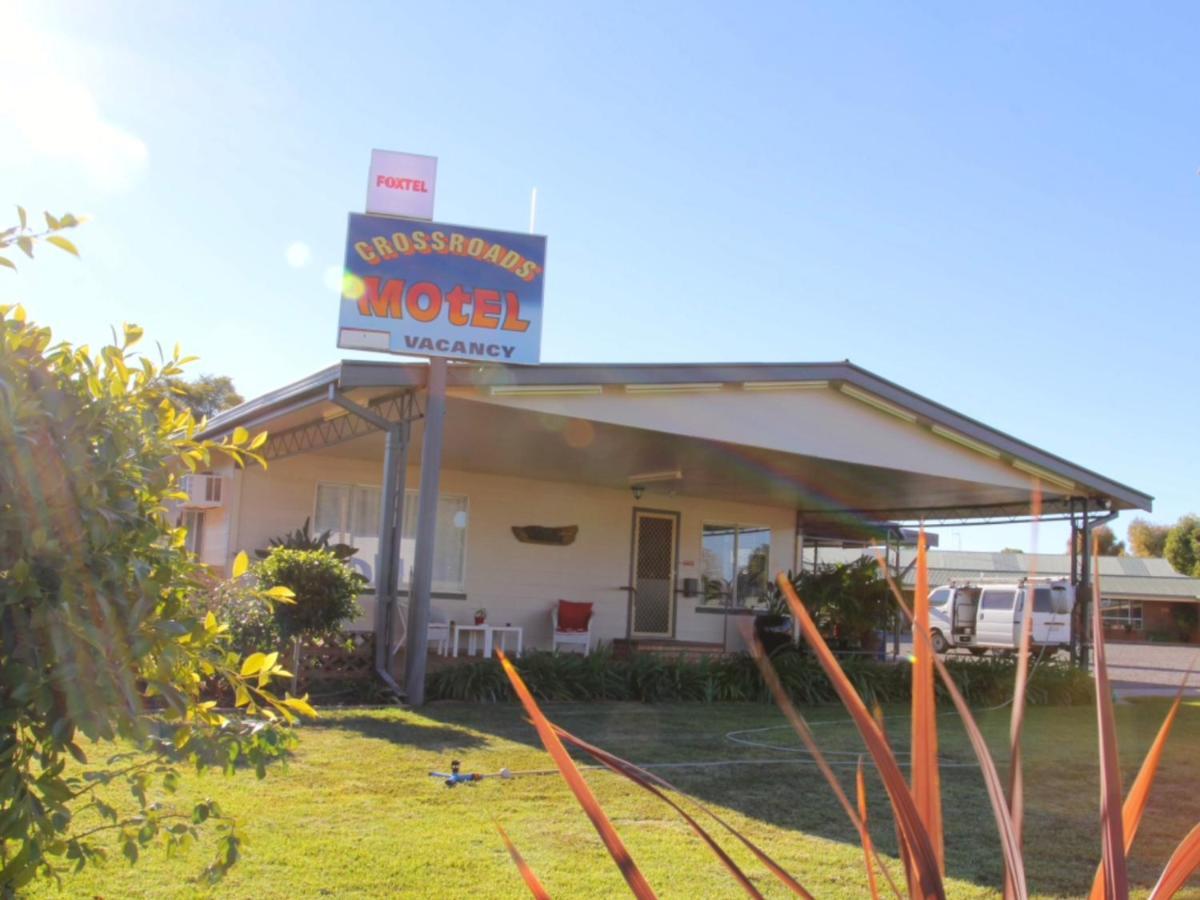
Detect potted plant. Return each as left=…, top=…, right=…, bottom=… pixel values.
left=795, top=558, right=889, bottom=653
left=754, top=576, right=796, bottom=656
left=474, top=607, right=487, bottom=625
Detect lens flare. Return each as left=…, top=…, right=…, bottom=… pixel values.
left=340, top=272, right=365, bottom=301
left=563, top=418, right=595, bottom=449
left=284, top=241, right=311, bottom=268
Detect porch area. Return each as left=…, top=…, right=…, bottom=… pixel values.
left=195, top=359, right=1152, bottom=700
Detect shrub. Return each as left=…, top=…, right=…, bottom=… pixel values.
left=203, top=578, right=283, bottom=656
left=254, top=517, right=357, bottom=561
left=255, top=548, right=366, bottom=641
left=0, top=293, right=304, bottom=891
left=425, top=648, right=1093, bottom=706
left=791, top=559, right=891, bottom=648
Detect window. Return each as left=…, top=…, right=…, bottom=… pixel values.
left=700, top=523, right=771, bottom=609
left=929, top=588, right=951, bottom=608
left=980, top=589, right=1015, bottom=611
left=313, top=483, right=468, bottom=593
left=1032, top=587, right=1071, bottom=614
left=183, top=510, right=205, bottom=557
left=1102, top=600, right=1143, bottom=631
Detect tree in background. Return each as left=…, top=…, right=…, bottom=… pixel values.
left=169, top=373, right=244, bottom=421
left=999, top=547, right=1024, bottom=554
left=0, top=209, right=310, bottom=892
left=1068, top=524, right=1125, bottom=557
left=1164, top=515, right=1200, bottom=577
left=1128, top=518, right=1172, bottom=559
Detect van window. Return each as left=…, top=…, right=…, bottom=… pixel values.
left=1032, top=589, right=1054, bottom=613
left=1051, top=587, right=1071, bottom=614
left=980, top=589, right=1015, bottom=611
left=929, top=589, right=950, bottom=608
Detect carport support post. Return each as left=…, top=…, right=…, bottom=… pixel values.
left=1078, top=498, right=1092, bottom=672
left=404, top=357, right=448, bottom=706
left=374, top=422, right=408, bottom=680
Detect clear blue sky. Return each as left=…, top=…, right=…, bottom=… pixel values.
left=3, top=1, right=1197, bottom=553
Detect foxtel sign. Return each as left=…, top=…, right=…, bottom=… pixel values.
left=337, top=214, right=546, bottom=365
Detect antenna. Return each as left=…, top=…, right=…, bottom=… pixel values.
left=528, top=187, right=538, bottom=234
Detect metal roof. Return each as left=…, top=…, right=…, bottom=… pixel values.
left=816, top=548, right=1200, bottom=602
left=199, top=359, right=1153, bottom=515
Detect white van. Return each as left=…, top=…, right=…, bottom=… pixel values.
left=927, top=579, right=1073, bottom=655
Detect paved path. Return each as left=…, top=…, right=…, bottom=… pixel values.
left=1101, top=642, right=1199, bottom=689
left=896, top=636, right=1200, bottom=696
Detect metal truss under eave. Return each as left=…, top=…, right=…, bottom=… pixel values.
left=262, top=391, right=423, bottom=461
left=799, top=499, right=1115, bottom=530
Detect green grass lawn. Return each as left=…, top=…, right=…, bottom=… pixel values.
left=23, top=699, right=1200, bottom=898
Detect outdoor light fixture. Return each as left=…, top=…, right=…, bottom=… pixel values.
left=489, top=384, right=603, bottom=397
left=631, top=485, right=645, bottom=500
left=1012, top=459, right=1076, bottom=492
left=930, top=424, right=1001, bottom=459
left=627, top=469, right=683, bottom=485
left=623, top=383, right=723, bottom=394
left=839, top=384, right=919, bottom=424
left=741, top=380, right=830, bottom=391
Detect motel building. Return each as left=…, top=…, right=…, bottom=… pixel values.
left=188, top=358, right=1153, bottom=689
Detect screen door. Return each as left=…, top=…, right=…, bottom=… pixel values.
left=630, top=510, right=678, bottom=637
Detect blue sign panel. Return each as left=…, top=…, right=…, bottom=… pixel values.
left=338, top=214, right=546, bottom=365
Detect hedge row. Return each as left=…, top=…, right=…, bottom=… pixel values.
left=426, top=648, right=1095, bottom=706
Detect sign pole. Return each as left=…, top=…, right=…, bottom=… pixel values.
left=404, top=355, right=448, bottom=705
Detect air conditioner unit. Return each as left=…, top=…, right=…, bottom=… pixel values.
left=180, top=473, right=223, bottom=509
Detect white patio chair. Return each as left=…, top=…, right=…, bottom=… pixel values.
left=392, top=605, right=450, bottom=657
left=551, top=601, right=593, bottom=655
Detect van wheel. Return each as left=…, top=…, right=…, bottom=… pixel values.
left=930, top=630, right=949, bottom=654
left=969, top=647, right=988, bottom=657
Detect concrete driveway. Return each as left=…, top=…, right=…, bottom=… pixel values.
left=899, top=636, right=1200, bottom=698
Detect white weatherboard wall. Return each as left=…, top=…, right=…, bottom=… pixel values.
left=221, top=452, right=797, bottom=651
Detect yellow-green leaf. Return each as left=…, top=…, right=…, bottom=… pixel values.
left=240, top=652, right=266, bottom=677
left=0, top=256, right=14, bottom=271
left=45, top=234, right=79, bottom=257
left=232, top=550, right=249, bottom=578
left=265, top=585, right=295, bottom=603
left=248, top=431, right=268, bottom=450
left=284, top=694, right=318, bottom=718
left=204, top=611, right=218, bottom=633
left=232, top=426, right=249, bottom=446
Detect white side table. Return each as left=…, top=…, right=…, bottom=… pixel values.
left=451, top=623, right=523, bottom=658
left=490, top=625, right=523, bottom=657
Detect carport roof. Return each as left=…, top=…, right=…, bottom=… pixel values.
left=199, top=359, right=1152, bottom=517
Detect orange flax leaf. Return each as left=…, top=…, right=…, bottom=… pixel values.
left=911, top=528, right=945, bottom=874
left=876, top=707, right=917, bottom=898
left=1012, top=487, right=1041, bottom=859
left=496, top=821, right=552, bottom=900
left=548, top=723, right=772, bottom=900
left=1089, top=660, right=1195, bottom=900
left=1090, top=551, right=1129, bottom=900
left=1148, top=822, right=1200, bottom=900
left=743, top=626, right=903, bottom=899
left=776, top=574, right=946, bottom=900
left=1005, top=483, right=1041, bottom=900
left=858, top=756, right=881, bottom=900
left=496, top=650, right=657, bottom=900
left=873, top=552, right=1029, bottom=900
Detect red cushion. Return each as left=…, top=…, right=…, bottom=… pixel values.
left=557, top=600, right=592, bottom=632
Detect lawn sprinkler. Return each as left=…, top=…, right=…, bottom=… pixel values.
left=429, top=759, right=513, bottom=788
